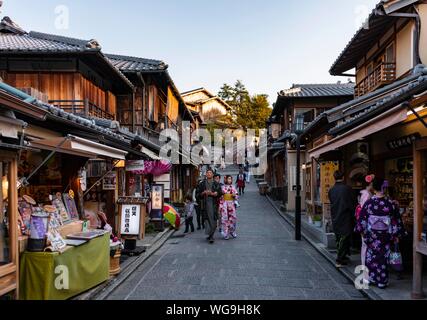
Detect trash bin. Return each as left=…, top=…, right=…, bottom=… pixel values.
left=259, top=182, right=268, bottom=196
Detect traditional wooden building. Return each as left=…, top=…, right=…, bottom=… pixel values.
left=107, top=54, right=198, bottom=203
left=266, top=83, right=354, bottom=207
left=304, top=0, right=427, bottom=297
left=181, top=87, right=231, bottom=123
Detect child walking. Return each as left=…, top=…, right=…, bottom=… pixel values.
left=184, top=194, right=195, bottom=234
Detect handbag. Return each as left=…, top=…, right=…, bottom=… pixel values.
left=389, top=243, right=404, bottom=272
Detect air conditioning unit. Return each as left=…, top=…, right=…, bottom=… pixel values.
left=18, top=87, right=49, bottom=103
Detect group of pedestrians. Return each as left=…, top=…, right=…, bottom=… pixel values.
left=328, top=171, right=407, bottom=289
left=183, top=168, right=241, bottom=244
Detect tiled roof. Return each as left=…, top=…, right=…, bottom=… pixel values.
left=106, top=54, right=168, bottom=72
left=0, top=29, right=101, bottom=53
left=279, top=83, right=354, bottom=98
left=329, top=2, right=400, bottom=75
left=329, top=68, right=427, bottom=135
left=0, top=33, right=86, bottom=52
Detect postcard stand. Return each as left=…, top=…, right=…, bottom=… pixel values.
left=117, top=197, right=147, bottom=256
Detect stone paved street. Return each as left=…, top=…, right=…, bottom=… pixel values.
left=106, top=180, right=367, bottom=300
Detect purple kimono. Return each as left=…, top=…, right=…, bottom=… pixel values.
left=355, top=196, right=405, bottom=286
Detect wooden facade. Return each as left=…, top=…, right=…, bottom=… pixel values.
left=0, top=71, right=119, bottom=120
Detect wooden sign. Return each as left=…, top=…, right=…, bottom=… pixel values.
left=320, top=161, right=339, bottom=204
left=120, top=204, right=141, bottom=236
left=151, top=184, right=164, bottom=211
left=117, top=197, right=147, bottom=239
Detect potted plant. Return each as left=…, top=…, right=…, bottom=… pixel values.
left=313, top=215, right=322, bottom=227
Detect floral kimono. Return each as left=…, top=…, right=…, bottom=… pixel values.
left=355, top=196, right=406, bottom=287
left=220, top=184, right=239, bottom=239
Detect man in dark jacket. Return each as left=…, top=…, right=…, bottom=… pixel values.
left=196, top=168, right=223, bottom=244
left=328, top=171, right=357, bottom=268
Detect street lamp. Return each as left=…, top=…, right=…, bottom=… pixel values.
left=294, top=114, right=305, bottom=241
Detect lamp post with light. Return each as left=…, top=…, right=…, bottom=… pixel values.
left=294, top=114, right=305, bottom=241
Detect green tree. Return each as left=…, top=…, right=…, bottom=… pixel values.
left=218, top=80, right=271, bottom=130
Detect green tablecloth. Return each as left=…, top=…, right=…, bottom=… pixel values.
left=19, top=233, right=110, bottom=300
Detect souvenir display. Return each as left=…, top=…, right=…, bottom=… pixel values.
left=46, top=229, right=67, bottom=253
left=52, top=192, right=71, bottom=223
left=18, top=197, right=32, bottom=235
left=67, top=230, right=107, bottom=240
left=44, top=205, right=63, bottom=229
left=64, top=239, right=88, bottom=247
left=63, top=193, right=79, bottom=220
left=27, top=210, right=49, bottom=252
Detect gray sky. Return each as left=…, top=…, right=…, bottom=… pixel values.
left=2, top=0, right=378, bottom=104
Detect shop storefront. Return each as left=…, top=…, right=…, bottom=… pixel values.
left=16, top=131, right=128, bottom=300
left=307, top=73, right=427, bottom=297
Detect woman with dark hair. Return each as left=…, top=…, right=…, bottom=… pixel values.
left=355, top=177, right=406, bottom=289
left=355, top=174, right=375, bottom=275
left=220, top=175, right=239, bottom=240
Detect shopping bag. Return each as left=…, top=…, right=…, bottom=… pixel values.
left=389, top=243, right=403, bottom=272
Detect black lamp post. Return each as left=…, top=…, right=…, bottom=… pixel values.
left=294, top=114, right=305, bottom=241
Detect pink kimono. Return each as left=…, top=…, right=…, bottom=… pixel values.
left=220, top=184, right=239, bottom=239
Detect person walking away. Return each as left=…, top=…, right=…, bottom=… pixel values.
left=355, top=174, right=374, bottom=281
left=220, top=175, right=239, bottom=240
left=328, top=171, right=357, bottom=268
left=196, top=168, right=222, bottom=244
left=192, top=184, right=204, bottom=230
left=244, top=161, right=250, bottom=184
left=236, top=169, right=246, bottom=196
left=183, top=194, right=195, bottom=234
left=355, top=177, right=406, bottom=289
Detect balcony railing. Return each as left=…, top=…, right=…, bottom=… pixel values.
left=48, top=99, right=115, bottom=120
left=355, top=62, right=396, bottom=98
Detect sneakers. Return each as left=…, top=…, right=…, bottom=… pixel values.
left=231, top=232, right=237, bottom=239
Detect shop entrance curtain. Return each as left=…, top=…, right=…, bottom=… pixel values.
left=19, top=233, right=109, bottom=300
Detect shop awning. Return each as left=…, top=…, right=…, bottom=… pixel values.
left=29, top=135, right=128, bottom=160
left=308, top=105, right=408, bottom=159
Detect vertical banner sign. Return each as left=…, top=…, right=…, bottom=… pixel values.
left=321, top=161, right=339, bottom=204
left=150, top=184, right=164, bottom=221
left=120, top=204, right=141, bottom=235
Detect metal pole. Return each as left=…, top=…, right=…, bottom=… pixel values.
left=295, top=134, right=301, bottom=241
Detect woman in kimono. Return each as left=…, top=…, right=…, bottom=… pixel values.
left=355, top=177, right=406, bottom=289
left=355, top=174, right=374, bottom=277
left=220, top=175, right=239, bottom=240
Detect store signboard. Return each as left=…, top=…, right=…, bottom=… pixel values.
left=154, top=174, right=170, bottom=199
left=151, top=185, right=164, bottom=210
left=102, top=172, right=117, bottom=190
left=126, top=160, right=145, bottom=173
left=150, top=184, right=164, bottom=222
left=120, top=204, right=141, bottom=235
left=321, top=161, right=339, bottom=204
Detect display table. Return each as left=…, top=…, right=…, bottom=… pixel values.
left=19, top=233, right=109, bottom=300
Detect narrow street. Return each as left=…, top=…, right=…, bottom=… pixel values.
left=105, top=176, right=366, bottom=300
